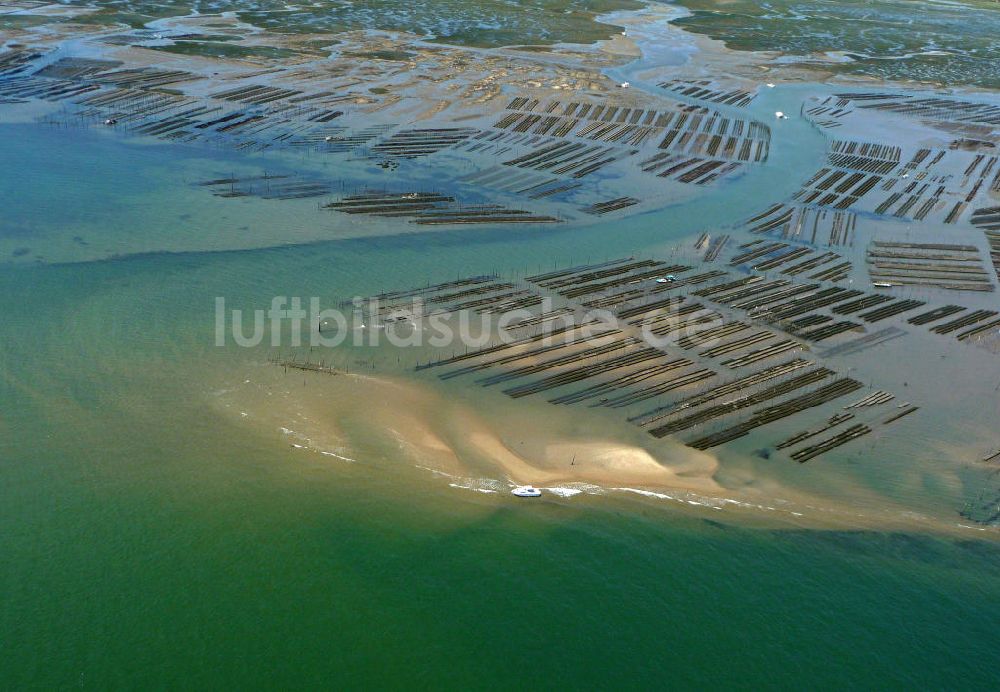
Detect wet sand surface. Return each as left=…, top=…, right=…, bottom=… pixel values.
left=2, top=3, right=1000, bottom=686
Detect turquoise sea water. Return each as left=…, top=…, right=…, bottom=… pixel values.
left=4, top=4, right=1000, bottom=685
left=2, top=104, right=1000, bottom=688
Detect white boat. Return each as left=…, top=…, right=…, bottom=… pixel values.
left=511, top=485, right=541, bottom=498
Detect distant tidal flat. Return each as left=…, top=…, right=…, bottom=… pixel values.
left=3, top=0, right=1000, bottom=687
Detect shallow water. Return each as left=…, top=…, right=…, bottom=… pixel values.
left=2, top=92, right=1000, bottom=685
left=4, top=1, right=1000, bottom=686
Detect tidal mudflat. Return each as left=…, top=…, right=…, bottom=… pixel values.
left=2, top=1, right=1000, bottom=687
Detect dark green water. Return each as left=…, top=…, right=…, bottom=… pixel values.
left=5, top=421, right=1000, bottom=688
left=2, top=117, right=1000, bottom=687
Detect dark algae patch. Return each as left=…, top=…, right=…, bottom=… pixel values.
left=344, top=50, right=416, bottom=61
left=150, top=41, right=301, bottom=60
left=0, top=15, right=52, bottom=30
left=58, top=0, right=640, bottom=47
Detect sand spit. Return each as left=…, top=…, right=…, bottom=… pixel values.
left=216, top=362, right=721, bottom=492
left=209, top=362, right=999, bottom=537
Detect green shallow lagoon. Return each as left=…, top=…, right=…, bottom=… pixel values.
left=2, top=112, right=1000, bottom=687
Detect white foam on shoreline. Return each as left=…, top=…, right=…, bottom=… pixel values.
left=320, top=450, right=357, bottom=463
left=449, top=483, right=497, bottom=494
left=413, top=463, right=806, bottom=517
left=543, top=487, right=584, bottom=498
left=613, top=487, right=813, bottom=520
left=415, top=465, right=504, bottom=494
left=280, top=426, right=356, bottom=462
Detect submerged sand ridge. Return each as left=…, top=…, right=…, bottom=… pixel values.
left=3, top=1, right=999, bottom=532
left=211, top=358, right=994, bottom=535
left=217, top=362, right=722, bottom=492
left=203, top=230, right=999, bottom=533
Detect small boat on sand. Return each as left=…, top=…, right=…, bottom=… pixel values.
left=511, top=485, right=541, bottom=498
